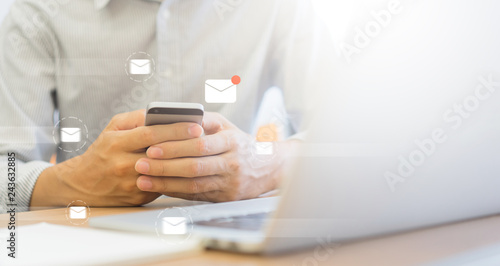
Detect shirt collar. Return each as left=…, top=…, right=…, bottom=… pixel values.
left=94, top=0, right=111, bottom=10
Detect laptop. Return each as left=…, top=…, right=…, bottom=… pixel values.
left=90, top=0, right=500, bottom=254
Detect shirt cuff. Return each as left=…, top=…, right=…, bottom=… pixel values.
left=1, top=161, right=52, bottom=214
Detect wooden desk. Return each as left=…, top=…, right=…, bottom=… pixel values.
left=2, top=198, right=500, bottom=266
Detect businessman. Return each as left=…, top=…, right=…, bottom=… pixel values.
left=0, top=0, right=333, bottom=212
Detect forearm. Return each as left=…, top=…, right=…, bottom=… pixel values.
left=30, top=155, right=86, bottom=208
left=30, top=164, right=69, bottom=208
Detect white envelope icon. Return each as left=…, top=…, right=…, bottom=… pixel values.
left=255, top=142, right=274, bottom=155
left=129, top=59, right=151, bottom=75
left=69, top=207, right=87, bottom=219
left=205, top=79, right=237, bottom=103
left=60, top=128, right=81, bottom=143
left=161, top=217, right=187, bottom=235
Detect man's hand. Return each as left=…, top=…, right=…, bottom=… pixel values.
left=135, top=112, right=287, bottom=202
left=30, top=110, right=203, bottom=207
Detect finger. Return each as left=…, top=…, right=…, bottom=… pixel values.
left=201, top=112, right=230, bottom=135
left=135, top=156, right=228, bottom=177
left=136, top=175, right=221, bottom=194
left=119, top=123, right=203, bottom=151
left=106, top=109, right=146, bottom=131
left=162, top=192, right=218, bottom=202
left=146, top=131, right=233, bottom=159
left=162, top=190, right=232, bottom=202
left=110, top=153, right=148, bottom=178
left=162, top=192, right=201, bottom=201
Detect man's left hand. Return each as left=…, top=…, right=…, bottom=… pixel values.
left=135, top=112, right=286, bottom=202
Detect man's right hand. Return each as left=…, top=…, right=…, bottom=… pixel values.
left=30, top=109, right=204, bottom=208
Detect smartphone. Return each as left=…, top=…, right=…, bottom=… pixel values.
left=145, top=102, right=204, bottom=126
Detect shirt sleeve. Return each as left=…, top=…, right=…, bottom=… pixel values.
left=0, top=2, right=57, bottom=213
left=270, top=0, right=336, bottom=139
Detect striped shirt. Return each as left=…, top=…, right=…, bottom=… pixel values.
left=0, top=0, right=333, bottom=213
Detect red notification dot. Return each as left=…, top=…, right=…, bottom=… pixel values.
left=231, top=75, right=241, bottom=85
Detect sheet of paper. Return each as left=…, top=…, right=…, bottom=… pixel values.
left=0, top=223, right=203, bottom=266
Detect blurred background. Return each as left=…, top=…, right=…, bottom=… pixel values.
left=0, top=0, right=15, bottom=22
left=0, top=0, right=344, bottom=35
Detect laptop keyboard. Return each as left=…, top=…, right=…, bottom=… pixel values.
left=194, top=212, right=271, bottom=231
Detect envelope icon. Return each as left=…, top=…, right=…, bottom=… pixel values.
left=69, top=206, right=87, bottom=219
left=255, top=142, right=274, bottom=155
left=161, top=217, right=187, bottom=235
left=60, top=128, right=81, bottom=143
left=205, top=79, right=237, bottom=103
left=129, top=59, right=151, bottom=75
